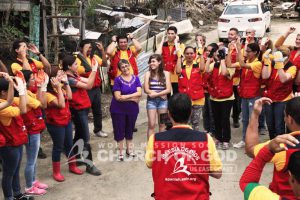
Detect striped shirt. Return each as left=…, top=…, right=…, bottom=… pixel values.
left=149, top=78, right=166, bottom=93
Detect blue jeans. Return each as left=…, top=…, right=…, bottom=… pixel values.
left=71, top=108, right=90, bottom=145
left=242, top=97, right=259, bottom=141
left=265, top=102, right=286, bottom=139
left=24, top=134, right=40, bottom=188
left=146, top=97, right=168, bottom=110
left=47, top=122, right=74, bottom=162
left=0, top=146, right=23, bottom=200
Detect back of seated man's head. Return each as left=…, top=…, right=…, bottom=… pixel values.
left=285, top=97, right=300, bottom=128
left=287, top=151, right=300, bottom=197
left=168, top=93, right=192, bottom=124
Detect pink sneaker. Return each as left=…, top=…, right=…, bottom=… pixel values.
left=32, top=180, right=48, bottom=190
left=25, top=186, right=47, bottom=196
left=33, top=180, right=48, bottom=190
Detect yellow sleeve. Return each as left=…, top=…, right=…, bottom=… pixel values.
left=31, top=58, right=44, bottom=69
left=145, top=134, right=155, bottom=168
left=76, top=57, right=86, bottom=75
left=129, top=46, right=140, bottom=57
left=208, top=63, right=214, bottom=72
left=246, top=184, right=280, bottom=200
left=0, top=105, right=20, bottom=117
left=227, top=67, right=236, bottom=79
left=207, top=134, right=222, bottom=171
left=94, top=55, right=103, bottom=66
left=254, top=141, right=286, bottom=171
left=11, top=63, right=23, bottom=75
left=250, top=61, right=262, bottom=78
left=286, top=66, right=297, bottom=79
left=27, top=95, right=41, bottom=109
left=46, top=93, right=57, bottom=105
left=253, top=141, right=269, bottom=157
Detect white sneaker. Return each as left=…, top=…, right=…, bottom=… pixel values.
left=233, top=141, right=245, bottom=149
left=95, top=130, right=108, bottom=138
left=215, top=140, right=223, bottom=149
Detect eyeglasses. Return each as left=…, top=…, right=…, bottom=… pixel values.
left=246, top=32, right=252, bottom=34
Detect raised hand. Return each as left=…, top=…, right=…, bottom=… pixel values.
left=268, top=134, right=299, bottom=153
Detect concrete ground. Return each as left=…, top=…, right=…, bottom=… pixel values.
left=1, top=18, right=300, bottom=200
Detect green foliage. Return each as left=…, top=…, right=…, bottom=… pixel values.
left=0, top=25, right=24, bottom=41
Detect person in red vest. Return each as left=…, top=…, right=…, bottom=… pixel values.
left=262, top=47, right=297, bottom=139
left=206, top=43, right=235, bottom=150
left=241, top=134, right=300, bottom=200
left=76, top=39, right=108, bottom=138
left=145, top=93, right=222, bottom=200
left=45, top=69, right=83, bottom=182
left=275, top=27, right=300, bottom=92
left=10, top=40, right=51, bottom=77
left=176, top=46, right=205, bottom=131
left=156, top=26, right=185, bottom=96
left=106, top=33, right=142, bottom=87
left=11, top=40, right=50, bottom=159
left=63, top=55, right=101, bottom=176
left=0, top=75, right=29, bottom=200
left=246, top=96, right=300, bottom=199
left=16, top=70, right=49, bottom=196
left=228, top=40, right=263, bottom=149
left=227, top=27, right=242, bottom=129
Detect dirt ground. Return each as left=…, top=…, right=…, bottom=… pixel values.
left=1, top=18, right=300, bottom=200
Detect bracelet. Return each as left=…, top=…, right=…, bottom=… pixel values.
left=37, top=52, right=42, bottom=57
left=64, top=82, right=69, bottom=86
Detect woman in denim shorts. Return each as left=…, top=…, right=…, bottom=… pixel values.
left=144, top=54, right=171, bottom=139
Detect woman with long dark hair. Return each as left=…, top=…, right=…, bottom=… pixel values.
left=0, top=74, right=28, bottom=200
left=62, top=55, right=101, bottom=176
left=45, top=69, right=83, bottom=182
left=228, top=41, right=262, bottom=149
left=206, top=43, right=235, bottom=150
left=144, top=54, right=171, bottom=138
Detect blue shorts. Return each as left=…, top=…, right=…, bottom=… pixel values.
left=146, top=97, right=168, bottom=110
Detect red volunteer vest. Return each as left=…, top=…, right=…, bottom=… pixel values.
left=67, top=74, right=91, bottom=110
left=21, top=107, right=45, bottom=134
left=45, top=92, right=71, bottom=126
left=238, top=60, right=261, bottom=98
left=264, top=62, right=294, bottom=101
left=178, top=63, right=204, bottom=101
left=77, top=55, right=102, bottom=88
left=0, top=104, right=28, bottom=147
left=108, top=48, right=138, bottom=80
left=289, top=50, right=300, bottom=70
left=162, top=42, right=178, bottom=72
left=268, top=131, right=300, bottom=200
left=208, top=62, right=233, bottom=99
left=152, top=127, right=210, bottom=200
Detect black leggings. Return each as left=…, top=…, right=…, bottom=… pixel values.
left=211, top=100, right=233, bottom=143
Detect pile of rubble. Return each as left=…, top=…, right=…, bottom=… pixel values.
left=185, top=0, right=223, bottom=27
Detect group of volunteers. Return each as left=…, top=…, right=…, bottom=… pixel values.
left=145, top=25, right=300, bottom=200
left=0, top=23, right=300, bottom=200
